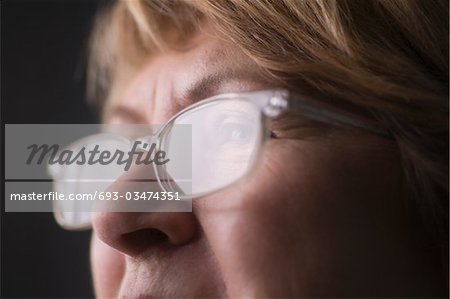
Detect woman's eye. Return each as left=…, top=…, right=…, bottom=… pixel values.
left=216, top=121, right=253, bottom=146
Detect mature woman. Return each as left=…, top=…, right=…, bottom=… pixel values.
left=75, top=0, right=448, bottom=297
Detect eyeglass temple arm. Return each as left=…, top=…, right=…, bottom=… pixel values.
left=287, top=92, right=388, bottom=137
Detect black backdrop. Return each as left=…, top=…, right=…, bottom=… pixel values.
left=2, top=0, right=105, bottom=297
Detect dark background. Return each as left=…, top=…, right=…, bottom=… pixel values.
left=2, top=0, right=106, bottom=297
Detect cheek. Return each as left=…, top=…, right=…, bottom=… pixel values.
left=196, top=138, right=404, bottom=297
left=91, top=233, right=125, bottom=298
left=195, top=141, right=319, bottom=296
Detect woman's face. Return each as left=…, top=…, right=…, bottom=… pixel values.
left=90, top=27, right=440, bottom=298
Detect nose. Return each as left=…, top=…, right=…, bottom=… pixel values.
left=91, top=163, right=197, bottom=257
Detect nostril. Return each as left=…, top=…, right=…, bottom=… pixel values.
left=93, top=212, right=196, bottom=256
left=121, top=228, right=169, bottom=255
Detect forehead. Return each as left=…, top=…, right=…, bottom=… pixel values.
left=107, top=28, right=271, bottom=123
left=134, top=30, right=263, bottom=93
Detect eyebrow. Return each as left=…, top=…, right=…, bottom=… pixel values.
left=110, top=67, right=272, bottom=123
left=179, top=67, right=272, bottom=105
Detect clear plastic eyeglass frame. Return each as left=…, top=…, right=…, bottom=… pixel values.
left=49, top=89, right=386, bottom=230
left=153, top=88, right=386, bottom=196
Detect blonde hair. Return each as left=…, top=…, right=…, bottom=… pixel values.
left=88, top=0, right=448, bottom=266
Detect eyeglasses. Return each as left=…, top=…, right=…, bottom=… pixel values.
left=48, top=89, right=385, bottom=230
